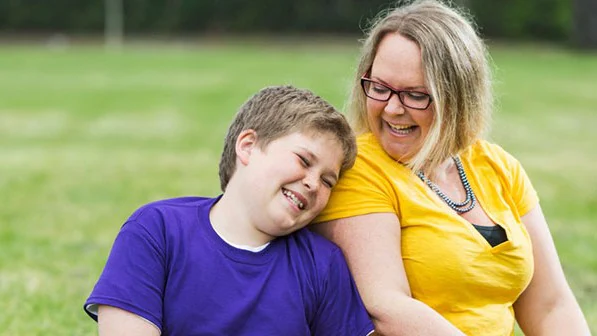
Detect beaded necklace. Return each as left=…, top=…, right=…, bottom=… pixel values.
left=416, top=156, right=476, bottom=214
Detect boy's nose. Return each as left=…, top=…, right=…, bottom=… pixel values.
left=302, top=174, right=319, bottom=192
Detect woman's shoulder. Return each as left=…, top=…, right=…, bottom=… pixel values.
left=466, top=139, right=507, bottom=156
left=356, top=132, right=386, bottom=156
left=463, top=139, right=524, bottom=176
left=355, top=133, right=401, bottom=168
left=341, top=133, right=412, bottom=183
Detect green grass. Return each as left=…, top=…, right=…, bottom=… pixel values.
left=0, top=40, right=595, bottom=334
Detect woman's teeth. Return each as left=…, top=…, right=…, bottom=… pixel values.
left=389, top=123, right=415, bottom=134
left=283, top=190, right=304, bottom=210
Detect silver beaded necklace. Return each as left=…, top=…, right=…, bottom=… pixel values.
left=416, top=156, right=476, bottom=214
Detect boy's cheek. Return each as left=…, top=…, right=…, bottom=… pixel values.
left=314, top=193, right=332, bottom=212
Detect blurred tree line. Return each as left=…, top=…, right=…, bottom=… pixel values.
left=0, top=0, right=595, bottom=47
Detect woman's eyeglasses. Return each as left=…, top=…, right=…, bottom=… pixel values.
left=360, top=77, right=432, bottom=110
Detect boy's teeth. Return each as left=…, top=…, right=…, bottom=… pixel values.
left=283, top=190, right=304, bottom=210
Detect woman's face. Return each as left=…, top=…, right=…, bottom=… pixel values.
left=366, top=33, right=434, bottom=163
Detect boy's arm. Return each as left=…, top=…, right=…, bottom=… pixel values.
left=85, top=212, right=167, bottom=332
left=310, top=247, right=375, bottom=336
left=98, top=305, right=160, bottom=336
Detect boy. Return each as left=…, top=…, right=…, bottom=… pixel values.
left=84, top=85, right=375, bottom=335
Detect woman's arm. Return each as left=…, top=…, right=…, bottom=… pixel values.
left=312, top=213, right=464, bottom=336
left=513, top=205, right=590, bottom=335
left=98, top=305, right=161, bottom=336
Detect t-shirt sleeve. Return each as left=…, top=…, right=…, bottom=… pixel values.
left=84, top=208, right=167, bottom=331
left=493, top=144, right=539, bottom=216
left=310, top=249, right=375, bottom=336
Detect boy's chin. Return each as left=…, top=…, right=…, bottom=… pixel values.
left=273, top=219, right=311, bottom=236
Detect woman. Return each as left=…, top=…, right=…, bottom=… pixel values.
left=312, top=1, right=590, bottom=335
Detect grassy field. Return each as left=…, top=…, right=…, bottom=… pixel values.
left=0, top=39, right=595, bottom=335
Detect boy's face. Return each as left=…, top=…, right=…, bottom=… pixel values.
left=240, top=130, right=344, bottom=239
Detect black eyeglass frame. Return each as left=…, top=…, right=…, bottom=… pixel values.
left=360, top=77, right=433, bottom=110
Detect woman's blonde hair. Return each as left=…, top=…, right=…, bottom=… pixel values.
left=349, top=0, right=492, bottom=174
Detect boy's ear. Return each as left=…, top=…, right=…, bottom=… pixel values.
left=236, top=129, right=258, bottom=166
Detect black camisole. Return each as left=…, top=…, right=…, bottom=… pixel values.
left=472, top=224, right=508, bottom=247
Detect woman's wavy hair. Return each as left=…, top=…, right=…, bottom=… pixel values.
left=349, top=0, right=493, bottom=174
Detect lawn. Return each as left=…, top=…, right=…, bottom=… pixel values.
left=0, top=39, right=595, bottom=334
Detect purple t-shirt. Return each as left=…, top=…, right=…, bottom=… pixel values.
left=85, top=196, right=374, bottom=336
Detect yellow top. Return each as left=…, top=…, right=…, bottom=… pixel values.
left=315, top=133, right=538, bottom=336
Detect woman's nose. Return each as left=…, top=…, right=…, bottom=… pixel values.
left=384, top=93, right=405, bottom=114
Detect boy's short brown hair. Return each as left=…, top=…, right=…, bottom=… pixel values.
left=219, top=85, right=356, bottom=191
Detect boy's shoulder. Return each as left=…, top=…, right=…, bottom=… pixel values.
left=128, top=196, right=218, bottom=222
left=288, top=226, right=339, bottom=246
left=282, top=228, right=343, bottom=264
left=119, top=196, right=219, bottom=239
left=135, top=195, right=216, bottom=210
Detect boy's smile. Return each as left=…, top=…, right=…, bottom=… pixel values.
left=239, top=130, right=344, bottom=244
left=209, top=129, right=345, bottom=248
left=282, top=188, right=307, bottom=210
